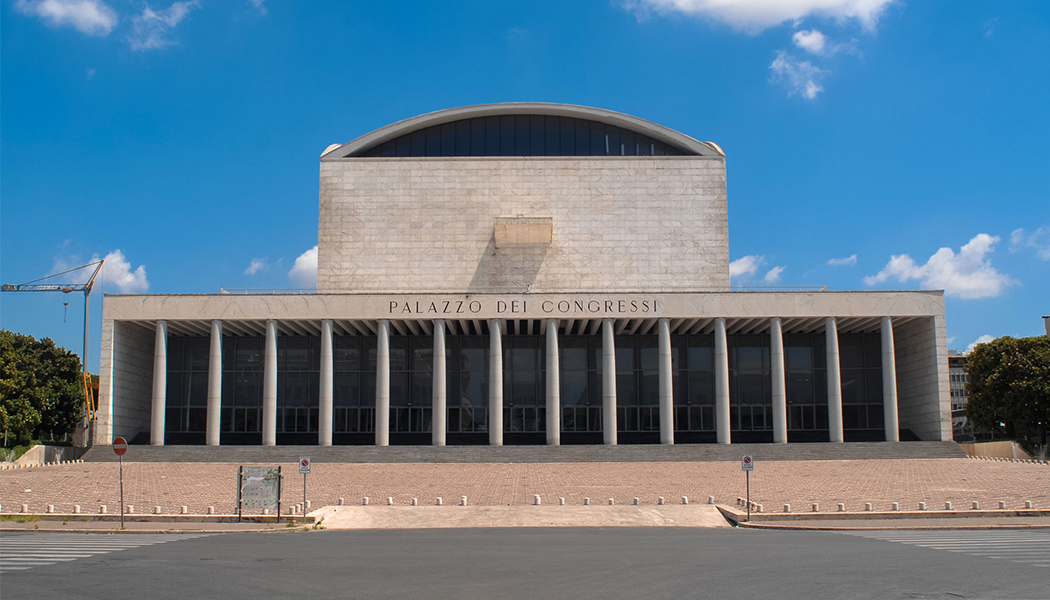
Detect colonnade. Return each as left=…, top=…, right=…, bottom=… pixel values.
left=147, top=316, right=901, bottom=446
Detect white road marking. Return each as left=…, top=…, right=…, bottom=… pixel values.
left=843, top=530, right=1050, bottom=568
left=0, top=533, right=210, bottom=572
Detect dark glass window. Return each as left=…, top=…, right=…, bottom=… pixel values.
left=166, top=336, right=210, bottom=434
left=354, top=115, right=690, bottom=157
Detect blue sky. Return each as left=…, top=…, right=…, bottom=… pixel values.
left=2, top=0, right=1048, bottom=372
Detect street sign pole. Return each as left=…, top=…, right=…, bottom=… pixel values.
left=741, top=454, right=754, bottom=523
left=746, top=470, right=750, bottom=522
left=113, top=437, right=128, bottom=529
left=299, top=457, right=311, bottom=515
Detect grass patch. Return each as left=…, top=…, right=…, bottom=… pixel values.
left=0, top=515, right=44, bottom=522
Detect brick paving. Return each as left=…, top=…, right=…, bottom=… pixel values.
left=1, top=459, right=1047, bottom=516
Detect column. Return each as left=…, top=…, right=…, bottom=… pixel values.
left=714, top=317, right=731, bottom=445
left=601, top=319, right=617, bottom=446
left=770, top=317, right=788, bottom=444
left=881, top=316, right=900, bottom=442
left=375, top=320, right=390, bottom=447
left=150, top=320, right=168, bottom=446
left=205, top=320, right=222, bottom=446
left=262, top=320, right=278, bottom=447
left=488, top=319, right=503, bottom=446
left=432, top=320, right=447, bottom=447
left=545, top=319, right=560, bottom=446
left=658, top=318, right=674, bottom=445
left=319, top=319, right=334, bottom=447
left=826, top=317, right=844, bottom=443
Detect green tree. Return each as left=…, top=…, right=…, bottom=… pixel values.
left=966, top=335, right=1050, bottom=452
left=0, top=330, right=84, bottom=445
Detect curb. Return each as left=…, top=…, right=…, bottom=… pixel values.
left=0, top=459, right=85, bottom=470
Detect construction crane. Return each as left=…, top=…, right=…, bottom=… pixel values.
left=2, top=260, right=105, bottom=422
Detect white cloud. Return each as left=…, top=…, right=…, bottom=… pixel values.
left=245, top=258, right=267, bottom=275
left=764, top=266, right=786, bottom=283
left=769, top=50, right=826, bottom=99
left=827, top=254, right=857, bottom=266
left=863, top=233, right=1016, bottom=299
left=128, top=1, right=199, bottom=51
left=1009, top=226, right=1050, bottom=261
left=50, top=249, right=148, bottom=292
left=288, top=246, right=318, bottom=288
left=14, top=0, right=117, bottom=36
left=86, top=68, right=96, bottom=79
left=624, top=0, right=894, bottom=33
left=729, top=255, right=764, bottom=278
left=792, top=29, right=826, bottom=53
left=967, top=334, right=994, bottom=354
left=248, top=0, right=266, bottom=15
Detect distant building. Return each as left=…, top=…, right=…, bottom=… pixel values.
left=1044, top=315, right=1049, bottom=336
left=948, top=350, right=971, bottom=440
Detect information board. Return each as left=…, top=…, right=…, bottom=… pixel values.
left=239, top=466, right=281, bottom=510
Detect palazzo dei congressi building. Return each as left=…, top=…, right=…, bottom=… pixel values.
left=95, top=103, right=951, bottom=448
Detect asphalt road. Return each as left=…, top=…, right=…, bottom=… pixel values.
left=2, top=528, right=1048, bottom=600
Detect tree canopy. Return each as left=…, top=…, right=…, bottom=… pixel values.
left=966, top=335, right=1050, bottom=451
left=0, top=330, right=84, bottom=445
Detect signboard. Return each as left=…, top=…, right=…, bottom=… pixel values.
left=741, top=454, right=754, bottom=472
left=239, top=466, right=281, bottom=510
left=113, top=437, right=127, bottom=456
left=299, top=457, right=311, bottom=474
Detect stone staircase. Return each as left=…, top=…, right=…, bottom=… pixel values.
left=80, top=441, right=967, bottom=464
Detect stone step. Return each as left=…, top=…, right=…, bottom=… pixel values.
left=80, top=441, right=967, bottom=463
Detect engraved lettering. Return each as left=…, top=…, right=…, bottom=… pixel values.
left=617, top=300, right=626, bottom=312
left=428, top=302, right=438, bottom=314
left=631, top=300, right=638, bottom=313
left=605, top=300, right=613, bottom=312
left=588, top=300, right=600, bottom=312
left=558, top=301, right=570, bottom=312
left=442, top=301, right=451, bottom=314
left=497, top=301, right=507, bottom=313
left=389, top=301, right=398, bottom=313
left=542, top=301, right=554, bottom=312
left=469, top=301, right=482, bottom=313
left=456, top=301, right=465, bottom=314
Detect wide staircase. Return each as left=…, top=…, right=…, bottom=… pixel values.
left=80, top=441, right=967, bottom=463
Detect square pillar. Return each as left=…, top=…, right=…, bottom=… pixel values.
left=205, top=320, right=222, bottom=446
left=826, top=317, right=844, bottom=443
left=150, top=320, right=168, bottom=446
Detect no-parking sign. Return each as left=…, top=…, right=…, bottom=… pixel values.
left=299, top=457, right=312, bottom=474
left=741, top=455, right=754, bottom=471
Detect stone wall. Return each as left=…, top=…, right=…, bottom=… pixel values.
left=894, top=316, right=951, bottom=441
left=96, top=320, right=154, bottom=445
left=317, top=157, right=729, bottom=294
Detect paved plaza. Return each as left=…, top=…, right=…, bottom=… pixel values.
left=1, top=458, right=1047, bottom=516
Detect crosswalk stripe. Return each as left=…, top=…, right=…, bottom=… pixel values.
left=0, top=534, right=209, bottom=572
left=841, top=530, right=1050, bottom=568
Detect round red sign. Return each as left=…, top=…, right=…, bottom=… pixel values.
left=113, top=437, right=128, bottom=456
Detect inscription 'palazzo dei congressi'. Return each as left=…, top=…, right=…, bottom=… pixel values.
left=96, top=103, right=951, bottom=449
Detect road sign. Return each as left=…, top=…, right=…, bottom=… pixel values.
left=299, top=457, right=311, bottom=474
left=741, top=454, right=753, bottom=471
left=113, top=437, right=127, bottom=456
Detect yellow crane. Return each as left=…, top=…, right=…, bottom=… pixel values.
left=2, top=260, right=105, bottom=421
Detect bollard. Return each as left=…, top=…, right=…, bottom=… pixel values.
left=865, top=503, right=872, bottom=512
left=682, top=496, right=689, bottom=505
left=972, top=501, right=979, bottom=510
left=757, top=504, right=763, bottom=513
left=944, top=501, right=951, bottom=511
left=100, top=505, right=107, bottom=514
left=181, top=506, right=188, bottom=514
left=263, top=509, right=270, bottom=516
left=208, top=506, right=215, bottom=515
left=436, top=497, right=443, bottom=506
left=363, top=497, right=369, bottom=506
left=559, top=497, right=565, bottom=506
left=306, top=500, right=311, bottom=510
left=784, top=504, right=791, bottom=513
left=388, top=497, right=394, bottom=506
left=412, top=498, right=418, bottom=506
left=47, top=504, right=55, bottom=514
left=584, top=497, right=590, bottom=506
left=338, top=498, right=345, bottom=506
left=633, top=497, right=639, bottom=506
left=534, top=495, right=541, bottom=506
left=998, top=501, right=1006, bottom=510
left=708, top=496, right=715, bottom=505
left=74, top=505, right=82, bottom=514
left=812, top=503, right=819, bottom=513
left=462, top=496, right=469, bottom=507
left=892, top=502, right=899, bottom=511
left=658, top=497, right=665, bottom=505
left=1025, top=500, right=1033, bottom=509
left=919, top=502, right=926, bottom=511
left=127, top=505, right=134, bottom=514
left=155, top=506, right=162, bottom=515
left=838, top=503, right=845, bottom=513
left=608, top=498, right=614, bottom=506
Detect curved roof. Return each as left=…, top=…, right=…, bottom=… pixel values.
left=321, top=103, right=724, bottom=159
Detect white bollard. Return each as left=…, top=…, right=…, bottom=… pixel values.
left=865, top=503, right=873, bottom=512
left=892, top=502, right=899, bottom=511
left=387, top=497, right=394, bottom=506
left=181, top=506, right=188, bottom=514
left=584, top=497, right=590, bottom=506
left=534, top=495, right=541, bottom=506
left=74, top=505, right=82, bottom=514
left=127, top=505, right=134, bottom=514
left=263, top=509, right=270, bottom=516
left=47, top=504, right=55, bottom=514
left=682, top=496, right=689, bottom=505
left=708, top=496, right=715, bottom=505
left=462, top=496, right=469, bottom=506
left=757, top=504, right=763, bottom=513
left=658, top=497, right=665, bottom=505
left=363, top=497, right=369, bottom=506
left=608, top=498, right=614, bottom=506
left=338, top=498, right=345, bottom=506
left=944, top=501, right=951, bottom=511
left=100, top=505, right=107, bottom=514
left=972, top=501, right=979, bottom=510
left=812, top=503, right=819, bottom=513
left=559, top=497, right=565, bottom=506
left=919, top=502, right=926, bottom=511
left=633, top=497, right=639, bottom=506
left=154, top=506, right=162, bottom=515
left=306, top=500, right=311, bottom=510
left=784, top=504, right=791, bottom=513
left=999, top=501, right=1006, bottom=510
left=436, top=497, right=443, bottom=506
left=838, top=503, right=845, bottom=512
left=208, top=506, right=215, bottom=515
left=412, top=498, right=418, bottom=506
left=1025, top=500, right=1033, bottom=509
